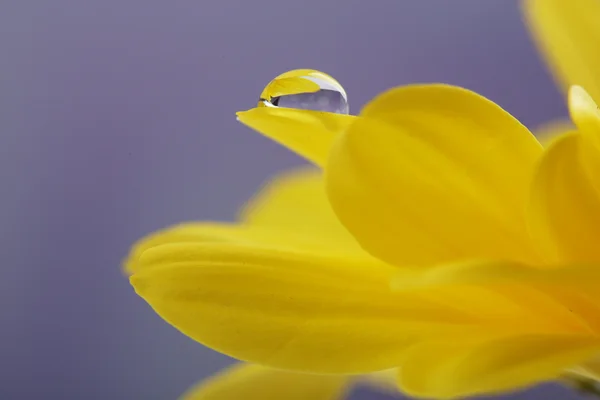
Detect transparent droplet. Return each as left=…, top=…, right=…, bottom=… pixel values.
left=258, top=69, right=349, bottom=114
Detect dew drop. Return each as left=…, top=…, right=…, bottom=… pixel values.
left=258, top=69, right=349, bottom=114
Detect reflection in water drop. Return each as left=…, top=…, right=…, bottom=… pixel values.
left=258, top=69, right=349, bottom=114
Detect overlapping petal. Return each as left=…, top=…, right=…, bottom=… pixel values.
left=398, top=334, right=600, bottom=399
left=130, top=241, right=480, bottom=374
left=130, top=79, right=600, bottom=399
left=392, top=259, right=600, bottom=332
left=180, top=363, right=348, bottom=400
left=388, top=257, right=600, bottom=398
left=325, top=84, right=544, bottom=267
left=528, top=132, right=600, bottom=263
left=129, top=170, right=441, bottom=373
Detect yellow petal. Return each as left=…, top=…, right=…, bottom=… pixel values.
left=124, top=222, right=235, bottom=275
left=237, top=107, right=355, bottom=167
left=125, top=222, right=372, bottom=276
left=569, top=85, right=600, bottom=149
left=130, top=241, right=478, bottom=374
left=523, top=0, right=600, bottom=102
left=398, top=334, right=600, bottom=399
left=240, top=167, right=364, bottom=256
left=180, top=363, right=349, bottom=400
left=528, top=132, right=600, bottom=263
left=568, top=86, right=600, bottom=207
left=325, top=84, right=543, bottom=267
left=392, top=260, right=600, bottom=333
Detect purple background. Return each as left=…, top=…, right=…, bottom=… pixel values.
left=0, top=0, right=584, bottom=399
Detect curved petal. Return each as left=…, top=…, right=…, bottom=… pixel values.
left=528, top=132, right=600, bottom=263
left=130, top=241, right=479, bottom=374
left=236, top=107, right=355, bottom=167
left=398, top=334, right=600, bottom=399
left=124, top=222, right=363, bottom=275
left=325, top=84, right=543, bottom=267
left=522, top=0, right=600, bottom=101
left=180, top=363, right=349, bottom=400
left=569, top=86, right=600, bottom=149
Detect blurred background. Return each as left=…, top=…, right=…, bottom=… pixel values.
left=0, top=0, right=582, bottom=399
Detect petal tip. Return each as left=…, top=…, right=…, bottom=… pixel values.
left=568, top=85, right=600, bottom=139
left=568, top=85, right=590, bottom=106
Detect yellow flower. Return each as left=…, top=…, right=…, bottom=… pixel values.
left=178, top=363, right=397, bottom=400
left=522, top=0, right=599, bottom=141
left=127, top=82, right=600, bottom=399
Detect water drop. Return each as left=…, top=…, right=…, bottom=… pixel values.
left=258, top=69, right=349, bottom=114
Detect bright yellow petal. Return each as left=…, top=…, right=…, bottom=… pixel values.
left=236, top=107, right=355, bottom=167
left=523, top=0, right=600, bottom=101
left=398, top=334, right=600, bottom=399
left=528, top=132, right=600, bottom=263
left=130, top=241, right=481, bottom=374
left=325, top=84, right=544, bottom=267
left=180, top=363, right=349, bottom=400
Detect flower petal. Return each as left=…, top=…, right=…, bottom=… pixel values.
left=236, top=107, right=355, bottom=167
left=398, top=334, right=600, bottom=399
left=239, top=168, right=364, bottom=256
left=393, top=260, right=600, bottom=332
left=528, top=132, right=600, bottom=263
left=523, top=0, right=600, bottom=101
left=130, top=241, right=478, bottom=374
left=569, top=85, right=600, bottom=149
left=325, top=84, right=543, bottom=267
left=180, top=363, right=349, bottom=400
